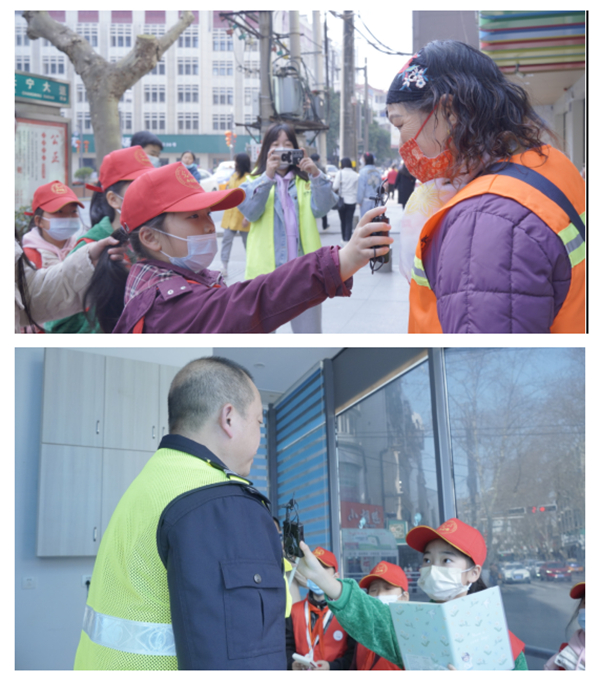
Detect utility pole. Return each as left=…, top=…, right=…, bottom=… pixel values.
left=340, top=10, right=356, bottom=163
left=288, top=11, right=305, bottom=148
left=364, top=58, right=369, bottom=156
left=313, top=11, right=327, bottom=162
left=259, top=11, right=275, bottom=140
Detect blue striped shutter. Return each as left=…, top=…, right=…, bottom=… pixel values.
left=273, top=367, right=332, bottom=550
left=250, top=409, right=269, bottom=497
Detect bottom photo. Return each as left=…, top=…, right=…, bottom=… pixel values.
left=15, top=347, right=585, bottom=671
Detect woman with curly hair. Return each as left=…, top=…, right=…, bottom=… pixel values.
left=388, top=40, right=585, bottom=333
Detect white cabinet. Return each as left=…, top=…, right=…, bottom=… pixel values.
left=41, top=349, right=105, bottom=448
left=37, top=350, right=178, bottom=557
left=37, top=444, right=102, bottom=557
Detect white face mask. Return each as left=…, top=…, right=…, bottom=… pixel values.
left=417, top=565, right=473, bottom=602
left=43, top=216, right=81, bottom=240
left=147, top=155, right=161, bottom=168
left=377, top=594, right=401, bottom=605
left=159, top=231, right=218, bottom=273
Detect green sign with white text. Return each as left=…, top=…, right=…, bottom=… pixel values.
left=15, top=72, right=70, bottom=107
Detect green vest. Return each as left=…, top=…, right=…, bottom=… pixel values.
left=244, top=176, right=322, bottom=279
left=73, top=447, right=249, bottom=670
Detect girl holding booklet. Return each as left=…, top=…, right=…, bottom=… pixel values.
left=297, top=518, right=528, bottom=670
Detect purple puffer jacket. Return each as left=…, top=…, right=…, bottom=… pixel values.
left=112, top=245, right=351, bottom=333
left=424, top=193, right=572, bottom=333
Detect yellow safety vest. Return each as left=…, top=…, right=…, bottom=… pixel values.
left=245, top=176, right=322, bottom=279
left=73, top=446, right=283, bottom=670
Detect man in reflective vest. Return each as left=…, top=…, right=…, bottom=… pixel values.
left=287, top=547, right=356, bottom=670
left=74, top=357, right=287, bottom=670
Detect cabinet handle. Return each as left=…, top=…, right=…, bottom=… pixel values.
left=152, top=425, right=156, bottom=439
left=96, top=420, right=100, bottom=435
left=93, top=527, right=97, bottom=542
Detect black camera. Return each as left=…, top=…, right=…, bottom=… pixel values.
left=369, top=182, right=390, bottom=273
left=275, top=148, right=304, bottom=168
left=282, top=497, right=304, bottom=558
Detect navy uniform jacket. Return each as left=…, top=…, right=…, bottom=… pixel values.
left=156, top=435, right=287, bottom=669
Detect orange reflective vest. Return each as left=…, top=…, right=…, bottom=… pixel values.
left=408, top=146, right=585, bottom=333
left=291, top=598, right=348, bottom=662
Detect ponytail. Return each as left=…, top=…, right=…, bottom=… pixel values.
left=89, top=180, right=130, bottom=226
left=83, top=213, right=168, bottom=332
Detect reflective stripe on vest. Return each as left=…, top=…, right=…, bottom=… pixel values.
left=83, top=605, right=176, bottom=657
left=557, top=215, right=586, bottom=267
left=411, top=256, right=431, bottom=289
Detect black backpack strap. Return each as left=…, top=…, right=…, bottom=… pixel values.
left=487, top=161, right=585, bottom=241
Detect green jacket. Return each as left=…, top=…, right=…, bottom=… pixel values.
left=325, top=579, right=528, bottom=670
left=45, top=217, right=114, bottom=333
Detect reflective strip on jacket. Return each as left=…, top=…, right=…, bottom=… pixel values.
left=244, top=176, right=322, bottom=279
left=408, top=146, right=585, bottom=333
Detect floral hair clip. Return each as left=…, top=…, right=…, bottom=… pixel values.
left=399, top=64, right=428, bottom=91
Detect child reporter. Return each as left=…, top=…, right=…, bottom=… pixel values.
left=544, top=581, right=585, bottom=670
left=297, top=518, right=528, bottom=670
left=85, top=162, right=392, bottom=333
left=352, top=562, right=408, bottom=670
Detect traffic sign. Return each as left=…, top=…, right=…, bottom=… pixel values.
left=15, top=71, right=70, bottom=107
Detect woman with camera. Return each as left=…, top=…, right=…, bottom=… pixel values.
left=238, top=123, right=338, bottom=333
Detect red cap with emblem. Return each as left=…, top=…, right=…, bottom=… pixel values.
left=25, top=181, right=84, bottom=215
left=359, top=561, right=408, bottom=592
left=406, top=518, right=487, bottom=567
left=313, top=547, right=338, bottom=572
left=86, top=145, right=154, bottom=193
left=570, top=582, right=585, bottom=600
left=120, top=162, right=245, bottom=233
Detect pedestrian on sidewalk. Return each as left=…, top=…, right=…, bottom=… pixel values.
left=311, top=153, right=330, bottom=231
left=332, top=157, right=358, bottom=243
left=357, top=153, right=383, bottom=217
left=220, top=153, right=252, bottom=278
left=237, top=123, right=338, bottom=333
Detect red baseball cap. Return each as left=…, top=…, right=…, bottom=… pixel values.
left=313, top=547, right=338, bottom=572
left=359, top=561, right=408, bottom=592
left=570, top=582, right=585, bottom=600
left=120, top=162, right=245, bottom=233
left=25, top=181, right=84, bottom=215
left=406, top=518, right=487, bottom=567
left=86, top=145, right=154, bottom=193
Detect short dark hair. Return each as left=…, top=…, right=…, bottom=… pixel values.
left=168, top=357, right=256, bottom=434
left=386, top=40, right=551, bottom=181
left=340, top=157, right=353, bottom=169
left=363, top=153, right=375, bottom=165
left=180, top=150, right=196, bottom=162
left=130, top=130, right=163, bottom=150
left=234, top=152, right=251, bottom=178
left=310, top=153, right=320, bottom=162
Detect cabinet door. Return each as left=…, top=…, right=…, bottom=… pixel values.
left=100, top=448, right=155, bottom=536
left=41, top=349, right=105, bottom=448
left=37, top=444, right=102, bottom=557
left=103, top=357, right=160, bottom=452
left=158, top=365, right=180, bottom=442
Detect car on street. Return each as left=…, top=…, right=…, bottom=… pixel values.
left=539, top=561, right=572, bottom=582
left=566, top=560, right=584, bottom=574
left=198, top=168, right=219, bottom=192
left=529, top=560, right=545, bottom=580
left=499, top=562, right=531, bottom=584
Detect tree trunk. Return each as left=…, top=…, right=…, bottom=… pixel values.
left=87, top=88, right=122, bottom=165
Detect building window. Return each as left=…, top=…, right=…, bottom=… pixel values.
left=143, top=24, right=165, bottom=37
left=213, top=29, right=233, bottom=52
left=244, top=60, right=259, bottom=78
left=178, top=84, right=199, bottom=103
left=144, top=112, right=165, bottom=131
left=244, top=38, right=259, bottom=52
left=213, top=87, right=233, bottom=105
left=212, top=114, right=233, bottom=131
left=144, top=84, right=166, bottom=103
left=178, top=25, right=199, bottom=48
left=244, top=87, right=259, bottom=106
left=16, top=56, right=30, bottom=72
left=178, top=58, right=199, bottom=76
left=77, top=84, right=88, bottom=103
left=149, top=60, right=166, bottom=76
left=76, top=112, right=92, bottom=132
left=119, top=111, right=132, bottom=132
left=77, top=23, right=98, bottom=47
left=15, top=25, right=30, bottom=47
left=212, top=61, right=233, bottom=77
left=178, top=112, right=199, bottom=131
left=110, top=24, right=132, bottom=48
left=42, top=56, right=66, bottom=75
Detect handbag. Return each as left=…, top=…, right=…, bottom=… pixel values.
left=335, top=171, right=345, bottom=210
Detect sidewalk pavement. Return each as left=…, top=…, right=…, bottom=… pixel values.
left=213, top=199, right=410, bottom=334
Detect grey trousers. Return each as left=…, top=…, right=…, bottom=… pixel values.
left=220, top=228, right=248, bottom=264
left=290, top=303, right=322, bottom=333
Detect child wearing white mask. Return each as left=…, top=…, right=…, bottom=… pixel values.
left=544, top=582, right=585, bottom=670
left=296, top=518, right=528, bottom=670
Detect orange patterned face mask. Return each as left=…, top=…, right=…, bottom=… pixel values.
left=399, top=109, right=453, bottom=183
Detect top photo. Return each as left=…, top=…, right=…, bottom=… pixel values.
left=15, top=10, right=586, bottom=334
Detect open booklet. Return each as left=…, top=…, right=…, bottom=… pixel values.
left=388, top=586, right=514, bottom=671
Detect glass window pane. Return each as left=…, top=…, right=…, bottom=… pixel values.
left=335, top=359, right=437, bottom=586
left=444, top=347, right=585, bottom=666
